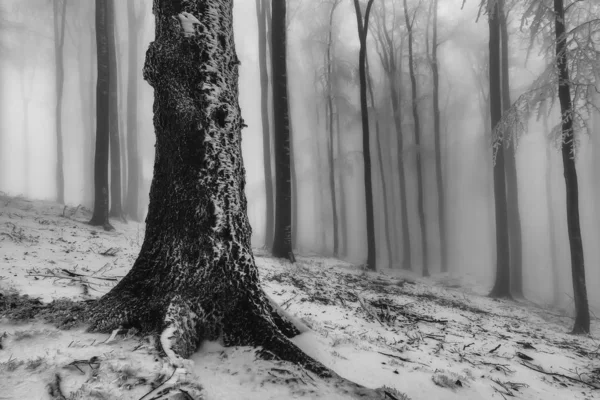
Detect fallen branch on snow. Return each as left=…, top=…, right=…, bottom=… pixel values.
left=520, top=360, right=600, bottom=389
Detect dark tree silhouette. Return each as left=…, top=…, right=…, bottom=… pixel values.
left=89, top=0, right=113, bottom=231
left=53, top=0, right=67, bottom=204
left=271, top=0, right=294, bottom=260
left=498, top=0, right=523, bottom=298
left=352, top=0, right=376, bottom=271
left=256, top=0, right=275, bottom=247
left=403, top=0, right=428, bottom=276
left=552, top=0, right=589, bottom=334
left=488, top=1, right=511, bottom=299
left=108, top=0, right=123, bottom=220
left=88, top=1, right=389, bottom=397
left=125, top=0, right=144, bottom=222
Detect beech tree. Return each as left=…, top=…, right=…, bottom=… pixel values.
left=87, top=1, right=390, bottom=397
left=352, top=0, right=377, bottom=270
left=89, top=0, right=112, bottom=230
left=53, top=0, right=67, bottom=204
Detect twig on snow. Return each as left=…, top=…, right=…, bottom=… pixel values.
left=520, top=360, right=600, bottom=389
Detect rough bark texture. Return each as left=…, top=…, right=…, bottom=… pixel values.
left=488, top=2, right=511, bottom=299
left=403, top=0, right=428, bottom=276
left=53, top=0, right=67, bottom=204
left=256, top=0, right=274, bottom=248
left=352, top=0, right=377, bottom=271
left=499, top=0, right=523, bottom=298
left=89, top=0, right=113, bottom=230
left=325, top=0, right=340, bottom=256
left=366, top=61, right=393, bottom=268
left=553, top=0, right=590, bottom=334
left=125, top=0, right=142, bottom=222
left=430, top=0, right=447, bottom=274
left=88, top=2, right=387, bottom=397
left=108, top=0, right=123, bottom=220
left=271, top=0, right=294, bottom=260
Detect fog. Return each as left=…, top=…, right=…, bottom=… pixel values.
left=1, top=0, right=599, bottom=316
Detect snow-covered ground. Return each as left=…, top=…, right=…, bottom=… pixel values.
left=1, top=194, right=599, bottom=399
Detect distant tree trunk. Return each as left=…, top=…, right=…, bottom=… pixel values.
left=336, top=109, right=348, bottom=257
left=403, top=0, right=428, bottom=276
left=271, top=0, right=294, bottom=260
left=53, top=0, right=67, bottom=204
left=77, top=25, right=94, bottom=206
left=553, top=0, right=589, bottom=334
left=366, top=61, right=393, bottom=268
left=352, top=0, right=376, bottom=270
left=542, top=108, right=560, bottom=305
left=488, top=1, right=511, bottom=298
left=107, top=0, right=123, bottom=220
left=326, top=0, right=340, bottom=256
left=429, top=0, right=447, bottom=273
left=89, top=0, right=113, bottom=231
left=290, top=107, right=298, bottom=249
left=125, top=0, right=142, bottom=221
left=20, top=68, right=31, bottom=195
left=88, top=4, right=389, bottom=396
left=499, top=0, right=523, bottom=298
left=256, top=0, right=274, bottom=247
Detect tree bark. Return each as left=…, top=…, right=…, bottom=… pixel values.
left=430, top=0, right=447, bottom=273
left=88, top=3, right=387, bottom=397
left=499, top=0, right=523, bottom=298
left=256, top=0, right=275, bottom=247
left=89, top=0, right=113, bottom=231
left=553, top=0, right=590, bottom=334
left=53, top=0, right=67, bottom=204
left=367, top=61, right=393, bottom=268
left=271, top=0, right=294, bottom=260
left=403, top=0, right=428, bottom=276
left=488, top=1, right=511, bottom=298
left=336, top=106, right=348, bottom=257
left=352, top=0, right=376, bottom=270
left=108, top=0, right=123, bottom=220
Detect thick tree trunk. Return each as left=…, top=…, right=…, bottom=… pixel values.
left=352, top=0, right=376, bottom=270
left=125, top=1, right=142, bottom=221
left=256, top=0, right=275, bottom=247
left=553, top=0, right=590, bottom=334
left=89, top=0, right=113, bottom=231
left=430, top=0, right=447, bottom=273
left=403, top=0, right=428, bottom=276
left=271, top=0, right=294, bottom=260
left=326, top=1, right=340, bottom=256
left=54, top=0, right=67, bottom=204
left=499, top=0, right=523, bottom=298
left=108, top=0, right=123, bottom=220
left=88, top=3, right=387, bottom=397
left=367, top=62, right=393, bottom=268
left=488, top=2, right=511, bottom=298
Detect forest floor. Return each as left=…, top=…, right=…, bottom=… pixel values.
left=0, top=194, right=599, bottom=400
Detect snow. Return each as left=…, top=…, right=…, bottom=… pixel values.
left=1, top=194, right=599, bottom=399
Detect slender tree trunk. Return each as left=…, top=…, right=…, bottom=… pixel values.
left=488, top=2, right=511, bottom=298
left=78, top=31, right=94, bottom=206
left=499, top=0, right=523, bottom=298
left=256, top=0, right=275, bottom=247
left=352, top=0, right=376, bottom=270
left=430, top=0, right=447, bottom=273
left=125, top=1, right=142, bottom=221
left=89, top=0, right=113, bottom=231
left=367, top=62, right=393, bottom=268
left=271, top=0, right=294, bottom=260
left=389, top=53, right=411, bottom=271
left=53, top=0, right=67, bottom=204
left=403, top=0, right=428, bottom=276
left=543, top=108, right=560, bottom=305
left=290, top=108, right=298, bottom=249
left=553, top=0, right=589, bottom=334
left=336, top=108, right=348, bottom=257
left=88, top=4, right=388, bottom=396
left=326, top=1, right=340, bottom=256
left=108, top=0, right=123, bottom=219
